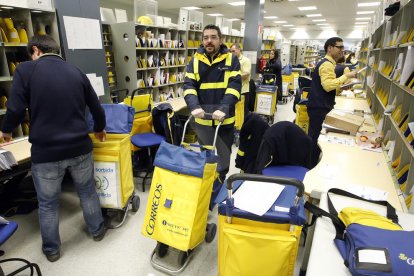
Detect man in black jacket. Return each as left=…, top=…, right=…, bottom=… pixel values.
left=0, top=35, right=107, bottom=262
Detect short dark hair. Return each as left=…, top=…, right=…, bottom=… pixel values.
left=203, top=24, right=222, bottom=38
left=324, top=37, right=343, bottom=53
left=28, top=35, right=60, bottom=56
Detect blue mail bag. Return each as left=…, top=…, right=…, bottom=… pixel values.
left=88, top=104, right=134, bottom=134
left=305, top=188, right=414, bottom=276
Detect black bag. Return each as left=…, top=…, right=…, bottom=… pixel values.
left=384, top=1, right=400, bottom=16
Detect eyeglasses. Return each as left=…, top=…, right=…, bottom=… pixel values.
left=333, top=45, right=345, bottom=50
left=203, top=35, right=219, bottom=41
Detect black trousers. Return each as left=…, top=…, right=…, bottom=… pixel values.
left=307, top=107, right=330, bottom=167
left=192, top=123, right=234, bottom=179
left=307, top=108, right=331, bottom=143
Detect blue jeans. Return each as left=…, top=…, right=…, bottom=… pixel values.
left=31, top=152, right=104, bottom=255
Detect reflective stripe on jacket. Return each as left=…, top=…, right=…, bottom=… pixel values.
left=183, top=44, right=241, bottom=126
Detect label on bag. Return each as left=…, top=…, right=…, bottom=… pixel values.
left=94, top=161, right=121, bottom=208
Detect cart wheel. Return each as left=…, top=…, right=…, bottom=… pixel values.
left=155, top=242, right=169, bottom=258
left=205, top=223, right=217, bottom=243
left=131, top=196, right=140, bottom=212
left=177, top=250, right=189, bottom=266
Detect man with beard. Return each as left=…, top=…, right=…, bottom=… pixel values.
left=183, top=24, right=241, bottom=194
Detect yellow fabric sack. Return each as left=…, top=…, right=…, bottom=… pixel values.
left=338, top=207, right=403, bottom=231
left=141, top=162, right=217, bottom=251
left=295, top=104, right=309, bottom=134
left=218, top=215, right=302, bottom=276
left=123, top=93, right=153, bottom=119
left=89, top=134, right=134, bottom=209
left=234, top=95, right=245, bottom=131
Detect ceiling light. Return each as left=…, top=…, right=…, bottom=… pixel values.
left=298, top=6, right=317, bottom=11
left=283, top=24, right=294, bottom=27
left=264, top=16, right=278, bottom=19
left=274, top=21, right=287, bottom=23
left=312, top=19, right=326, bottom=22
left=358, top=2, right=380, bottom=7
left=355, top=17, right=371, bottom=20
left=355, top=22, right=368, bottom=24
left=182, top=6, right=201, bottom=10
left=228, top=1, right=245, bottom=6
left=357, top=11, right=375, bottom=14
left=31, top=10, right=43, bottom=13
left=207, top=13, right=224, bottom=17
left=0, top=6, right=14, bottom=9
left=317, top=23, right=329, bottom=26
left=228, top=18, right=240, bottom=21
left=306, top=14, right=322, bottom=18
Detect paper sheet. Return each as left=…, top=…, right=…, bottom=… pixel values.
left=100, top=7, right=116, bottom=24
left=358, top=249, right=387, bottom=264
left=63, top=16, right=103, bottom=50
left=232, top=181, right=285, bottom=216
left=115, top=9, right=128, bottom=23
left=86, top=73, right=105, bottom=97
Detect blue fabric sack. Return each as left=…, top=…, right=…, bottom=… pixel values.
left=88, top=104, right=134, bottom=134
left=153, top=140, right=218, bottom=178
left=336, top=223, right=414, bottom=276
left=306, top=188, right=414, bottom=276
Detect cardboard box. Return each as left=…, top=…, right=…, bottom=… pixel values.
left=324, top=110, right=365, bottom=135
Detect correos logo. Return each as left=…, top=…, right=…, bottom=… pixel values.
left=399, top=253, right=414, bottom=266
left=146, top=183, right=162, bottom=235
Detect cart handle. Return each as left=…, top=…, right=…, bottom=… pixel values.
left=181, top=113, right=223, bottom=151
left=226, top=173, right=304, bottom=204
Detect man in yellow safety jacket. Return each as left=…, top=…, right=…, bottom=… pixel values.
left=183, top=24, right=241, bottom=184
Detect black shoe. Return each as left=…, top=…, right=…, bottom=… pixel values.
left=93, top=227, right=107, bottom=241
left=45, top=251, right=60, bottom=262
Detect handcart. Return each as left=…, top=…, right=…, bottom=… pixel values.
left=218, top=173, right=307, bottom=276
left=255, top=74, right=278, bottom=124
left=141, top=114, right=220, bottom=274
left=88, top=104, right=140, bottom=229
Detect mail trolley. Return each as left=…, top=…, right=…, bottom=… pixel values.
left=141, top=115, right=220, bottom=274
left=255, top=74, right=278, bottom=124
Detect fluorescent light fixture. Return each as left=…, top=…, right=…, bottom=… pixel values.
left=207, top=13, right=224, bottom=17
left=283, top=24, right=294, bottom=27
left=312, top=19, right=326, bottom=22
left=358, top=2, right=380, bottom=7
left=182, top=6, right=201, bottom=10
left=355, top=22, right=368, bottom=24
left=306, top=14, right=322, bottom=17
left=264, top=16, right=278, bottom=19
left=31, top=10, right=43, bottom=13
left=228, top=1, right=245, bottom=6
left=357, top=11, right=375, bottom=14
left=298, top=6, right=317, bottom=11
left=317, top=23, right=329, bottom=26
left=355, top=17, right=371, bottom=20
left=228, top=18, right=240, bottom=21
left=274, top=21, right=287, bottom=23
left=0, top=6, right=14, bottom=9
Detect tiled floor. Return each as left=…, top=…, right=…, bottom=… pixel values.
left=1, top=99, right=302, bottom=276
